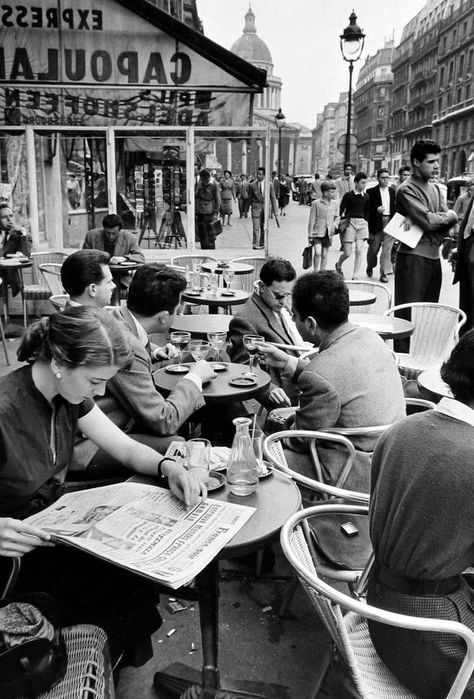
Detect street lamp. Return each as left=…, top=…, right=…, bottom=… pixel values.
left=274, top=108, right=286, bottom=177
left=340, top=11, right=365, bottom=166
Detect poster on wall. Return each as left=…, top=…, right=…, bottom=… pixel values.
left=0, top=0, right=256, bottom=127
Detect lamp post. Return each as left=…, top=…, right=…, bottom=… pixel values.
left=274, top=108, right=286, bottom=177
left=340, top=11, right=365, bottom=166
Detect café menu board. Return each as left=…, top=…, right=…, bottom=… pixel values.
left=0, top=0, right=253, bottom=127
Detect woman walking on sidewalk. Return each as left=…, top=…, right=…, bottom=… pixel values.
left=335, top=172, right=369, bottom=279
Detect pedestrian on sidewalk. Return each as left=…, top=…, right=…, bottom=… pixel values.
left=335, top=172, right=369, bottom=279
left=307, top=181, right=339, bottom=272
left=366, top=168, right=396, bottom=283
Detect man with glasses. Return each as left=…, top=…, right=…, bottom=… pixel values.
left=228, top=258, right=302, bottom=406
left=366, top=168, right=396, bottom=282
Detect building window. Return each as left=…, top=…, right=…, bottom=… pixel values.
left=378, top=107, right=384, bottom=117
left=379, top=87, right=386, bottom=98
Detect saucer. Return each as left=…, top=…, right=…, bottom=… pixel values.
left=165, top=363, right=190, bottom=374
left=229, top=376, right=257, bottom=387
left=209, top=362, right=228, bottom=371
left=207, top=471, right=226, bottom=491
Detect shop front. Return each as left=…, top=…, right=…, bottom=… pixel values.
left=0, top=0, right=273, bottom=254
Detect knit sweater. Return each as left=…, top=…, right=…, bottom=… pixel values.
left=369, top=411, right=474, bottom=579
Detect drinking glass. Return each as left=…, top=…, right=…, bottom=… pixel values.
left=191, top=259, right=202, bottom=273
left=169, top=331, right=191, bottom=368
left=207, top=331, right=227, bottom=360
left=208, top=273, right=219, bottom=295
left=251, top=426, right=264, bottom=469
left=188, top=339, right=210, bottom=362
left=242, top=334, right=264, bottom=376
left=185, top=438, right=211, bottom=484
left=223, top=269, right=235, bottom=291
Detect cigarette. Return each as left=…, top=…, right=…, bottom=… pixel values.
left=167, top=628, right=176, bottom=637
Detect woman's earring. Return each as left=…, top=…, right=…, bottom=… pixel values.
left=55, top=372, right=62, bottom=379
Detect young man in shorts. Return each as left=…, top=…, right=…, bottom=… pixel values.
left=336, top=172, right=369, bottom=279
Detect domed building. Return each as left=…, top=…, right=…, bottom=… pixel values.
left=230, top=6, right=282, bottom=115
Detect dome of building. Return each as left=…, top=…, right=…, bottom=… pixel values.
left=230, top=6, right=273, bottom=67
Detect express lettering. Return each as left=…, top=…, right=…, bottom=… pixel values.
left=0, top=5, right=103, bottom=30
left=0, top=48, right=191, bottom=85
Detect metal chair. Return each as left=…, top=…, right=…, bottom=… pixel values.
left=170, top=254, right=217, bottom=269
left=22, top=252, right=67, bottom=326
left=281, top=503, right=474, bottom=699
left=39, top=263, right=65, bottom=296
left=0, top=279, right=10, bottom=365
left=383, top=302, right=466, bottom=379
left=229, top=256, right=266, bottom=294
left=345, top=279, right=392, bottom=315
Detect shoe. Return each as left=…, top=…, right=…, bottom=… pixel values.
left=380, top=274, right=388, bottom=283
left=366, top=266, right=373, bottom=277
left=352, top=276, right=358, bottom=280
left=335, top=263, right=344, bottom=278
left=253, top=245, right=264, bottom=250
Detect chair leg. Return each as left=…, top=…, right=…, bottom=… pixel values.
left=0, top=314, right=9, bottom=366
left=23, top=296, right=28, bottom=327
left=278, top=577, right=299, bottom=617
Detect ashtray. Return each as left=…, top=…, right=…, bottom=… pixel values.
left=165, top=363, right=190, bottom=374
left=217, top=262, right=229, bottom=268
left=229, top=376, right=257, bottom=387
left=258, top=461, right=274, bottom=479
left=120, top=261, right=138, bottom=266
left=209, top=362, right=228, bottom=371
left=207, top=471, right=226, bottom=491
left=221, top=291, right=236, bottom=297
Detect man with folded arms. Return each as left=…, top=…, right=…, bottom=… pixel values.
left=258, top=271, right=405, bottom=492
left=73, top=264, right=214, bottom=478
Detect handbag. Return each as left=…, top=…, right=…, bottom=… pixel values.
left=302, top=245, right=313, bottom=270
left=210, top=218, right=223, bottom=237
left=0, top=593, right=67, bottom=697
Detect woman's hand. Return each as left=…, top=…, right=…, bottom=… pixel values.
left=0, top=518, right=53, bottom=557
left=164, top=463, right=207, bottom=507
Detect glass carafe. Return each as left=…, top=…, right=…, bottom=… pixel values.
left=227, top=417, right=259, bottom=496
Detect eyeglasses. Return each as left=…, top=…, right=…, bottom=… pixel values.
left=265, top=285, right=292, bottom=302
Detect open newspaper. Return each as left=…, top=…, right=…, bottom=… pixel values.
left=25, top=482, right=255, bottom=589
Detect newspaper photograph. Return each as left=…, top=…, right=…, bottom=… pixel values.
left=25, top=482, right=255, bottom=589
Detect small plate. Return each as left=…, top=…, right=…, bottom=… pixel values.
left=221, top=291, right=236, bottom=297
left=209, top=362, right=228, bottom=372
left=207, top=471, right=226, bottom=491
left=185, top=291, right=202, bottom=297
left=120, top=261, right=138, bottom=266
left=165, top=363, right=190, bottom=374
left=229, top=376, right=257, bottom=387
left=258, top=461, right=274, bottom=479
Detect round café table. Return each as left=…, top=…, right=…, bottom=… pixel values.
left=109, top=261, right=144, bottom=305
left=181, top=289, right=249, bottom=315
left=417, top=368, right=452, bottom=403
left=201, top=261, right=254, bottom=277
left=0, top=257, right=33, bottom=333
left=151, top=469, right=301, bottom=698
left=349, top=290, right=376, bottom=307
left=153, top=362, right=270, bottom=404
left=349, top=313, right=414, bottom=341
left=170, top=314, right=233, bottom=339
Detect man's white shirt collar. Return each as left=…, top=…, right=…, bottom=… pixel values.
left=435, top=396, right=474, bottom=428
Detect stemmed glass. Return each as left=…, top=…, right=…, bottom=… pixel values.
left=169, top=331, right=191, bottom=368
left=242, top=334, right=264, bottom=377
left=223, top=269, right=234, bottom=292
left=207, top=331, right=227, bottom=360
left=188, top=340, right=210, bottom=362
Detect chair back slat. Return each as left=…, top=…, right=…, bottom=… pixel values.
left=39, top=263, right=64, bottom=296
left=229, top=256, right=266, bottom=294
left=30, top=251, right=67, bottom=285
left=345, top=280, right=392, bottom=315
left=170, top=255, right=217, bottom=269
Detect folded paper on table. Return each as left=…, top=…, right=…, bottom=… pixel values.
left=25, top=482, right=254, bottom=589
left=384, top=212, right=423, bottom=249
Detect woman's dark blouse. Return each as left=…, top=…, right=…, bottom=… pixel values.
left=0, top=365, right=93, bottom=519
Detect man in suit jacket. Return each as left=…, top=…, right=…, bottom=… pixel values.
left=72, top=264, right=214, bottom=477
left=83, top=213, right=144, bottom=264
left=228, top=258, right=302, bottom=406
left=259, top=271, right=406, bottom=493
left=366, top=168, right=396, bottom=282
left=0, top=203, right=32, bottom=296
left=247, top=167, right=277, bottom=249
left=61, top=249, right=115, bottom=308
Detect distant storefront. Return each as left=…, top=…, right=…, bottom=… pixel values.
left=0, top=0, right=267, bottom=250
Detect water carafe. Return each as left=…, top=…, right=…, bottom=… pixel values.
left=227, top=417, right=259, bottom=496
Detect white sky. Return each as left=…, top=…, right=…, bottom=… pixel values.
left=198, top=0, right=428, bottom=128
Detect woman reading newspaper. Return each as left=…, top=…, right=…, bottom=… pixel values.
left=0, top=307, right=204, bottom=670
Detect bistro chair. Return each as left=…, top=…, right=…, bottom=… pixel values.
left=0, top=279, right=10, bottom=365
left=170, top=254, right=217, bottom=270
left=281, top=504, right=474, bottom=699
left=263, top=431, right=371, bottom=615
left=0, top=558, right=116, bottom=699
left=39, top=263, right=65, bottom=296
left=345, top=280, right=392, bottom=315
left=383, top=302, right=466, bottom=379
left=229, top=256, right=266, bottom=294
left=49, top=294, right=70, bottom=313
left=22, top=252, right=67, bottom=326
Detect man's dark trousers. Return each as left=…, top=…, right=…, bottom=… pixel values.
left=394, top=252, right=442, bottom=352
